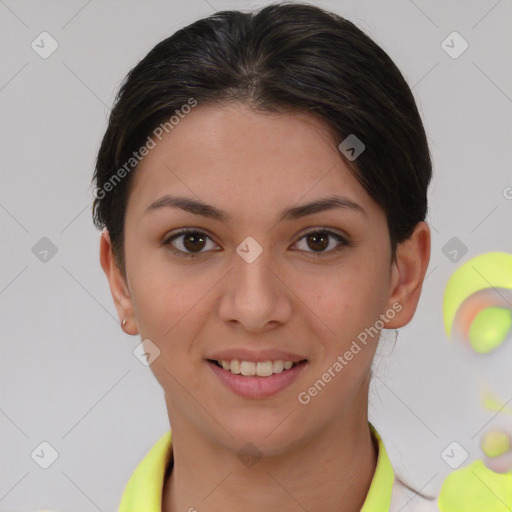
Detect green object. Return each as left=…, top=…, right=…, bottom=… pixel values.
left=468, top=307, right=512, bottom=354
left=439, top=459, right=512, bottom=511
left=481, top=430, right=511, bottom=458
left=443, top=252, right=512, bottom=338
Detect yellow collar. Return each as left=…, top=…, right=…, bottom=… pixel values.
left=119, top=423, right=394, bottom=511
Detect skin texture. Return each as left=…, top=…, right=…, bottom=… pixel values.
left=100, top=102, right=431, bottom=512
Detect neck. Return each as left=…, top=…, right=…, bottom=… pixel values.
left=162, top=395, right=377, bottom=512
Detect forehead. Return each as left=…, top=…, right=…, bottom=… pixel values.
left=127, top=102, right=376, bottom=219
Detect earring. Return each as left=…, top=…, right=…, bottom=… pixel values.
left=122, top=318, right=127, bottom=327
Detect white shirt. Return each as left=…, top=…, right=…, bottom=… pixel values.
left=390, top=477, right=440, bottom=511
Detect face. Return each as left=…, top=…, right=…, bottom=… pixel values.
left=101, top=102, right=429, bottom=454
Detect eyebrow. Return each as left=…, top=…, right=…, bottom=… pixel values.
left=145, top=194, right=367, bottom=222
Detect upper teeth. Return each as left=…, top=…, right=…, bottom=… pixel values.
left=219, top=360, right=296, bottom=377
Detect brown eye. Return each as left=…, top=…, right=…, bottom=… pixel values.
left=306, top=232, right=329, bottom=252
left=164, top=229, right=219, bottom=258
left=294, top=229, right=348, bottom=256
left=182, top=232, right=207, bottom=252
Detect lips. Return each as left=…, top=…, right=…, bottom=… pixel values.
left=204, top=348, right=309, bottom=398
left=207, top=358, right=308, bottom=399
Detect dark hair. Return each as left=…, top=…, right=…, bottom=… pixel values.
left=92, top=1, right=432, bottom=271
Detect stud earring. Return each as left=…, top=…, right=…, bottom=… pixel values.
left=122, top=318, right=127, bottom=327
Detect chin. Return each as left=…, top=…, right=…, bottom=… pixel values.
left=213, top=413, right=304, bottom=455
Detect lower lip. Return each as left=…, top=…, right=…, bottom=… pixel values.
left=207, top=360, right=307, bottom=399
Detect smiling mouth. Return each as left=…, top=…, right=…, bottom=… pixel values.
left=207, top=359, right=308, bottom=377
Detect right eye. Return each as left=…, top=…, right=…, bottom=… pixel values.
left=163, top=228, right=220, bottom=258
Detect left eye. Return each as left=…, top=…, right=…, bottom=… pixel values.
left=163, top=228, right=348, bottom=258
left=293, top=229, right=348, bottom=256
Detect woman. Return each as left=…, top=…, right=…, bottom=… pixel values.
left=91, top=3, right=498, bottom=511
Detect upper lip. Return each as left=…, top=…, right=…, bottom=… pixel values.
left=206, top=349, right=307, bottom=363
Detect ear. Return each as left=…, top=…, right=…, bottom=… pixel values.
left=99, top=229, right=139, bottom=335
left=384, top=221, right=431, bottom=328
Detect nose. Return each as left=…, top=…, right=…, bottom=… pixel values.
left=217, top=241, right=293, bottom=333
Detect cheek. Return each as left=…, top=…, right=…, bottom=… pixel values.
left=126, top=249, right=206, bottom=342
left=304, top=259, right=389, bottom=337
left=127, top=260, right=210, bottom=390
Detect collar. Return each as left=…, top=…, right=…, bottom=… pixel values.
left=119, top=422, right=395, bottom=512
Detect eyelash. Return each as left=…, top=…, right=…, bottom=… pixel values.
left=162, top=227, right=349, bottom=259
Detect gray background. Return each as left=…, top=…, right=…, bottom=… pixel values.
left=1, top=0, right=511, bottom=510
